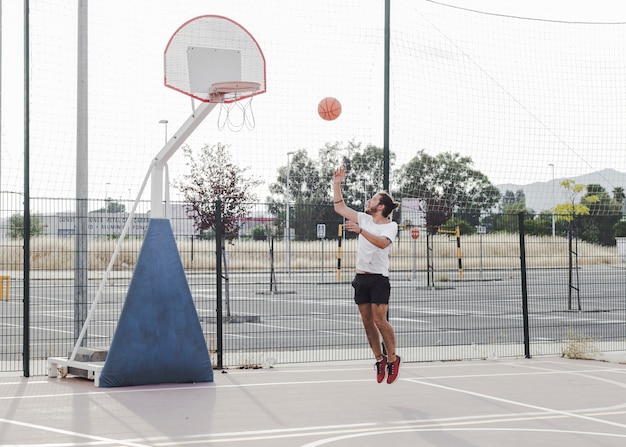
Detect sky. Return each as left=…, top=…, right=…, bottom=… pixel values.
left=436, top=0, right=626, bottom=21
left=1, top=0, right=626, bottom=213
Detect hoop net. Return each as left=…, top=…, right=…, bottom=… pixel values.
left=210, top=81, right=260, bottom=131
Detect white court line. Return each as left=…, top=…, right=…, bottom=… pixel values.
left=3, top=363, right=626, bottom=446
left=149, top=410, right=626, bottom=445
left=318, top=330, right=360, bottom=337
left=0, top=417, right=153, bottom=447
left=298, top=427, right=626, bottom=447
left=405, top=377, right=626, bottom=430
left=517, top=360, right=626, bottom=387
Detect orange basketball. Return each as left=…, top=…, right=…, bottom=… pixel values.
left=318, top=97, right=342, bottom=121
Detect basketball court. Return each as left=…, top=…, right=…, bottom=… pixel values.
left=2, top=355, right=626, bottom=446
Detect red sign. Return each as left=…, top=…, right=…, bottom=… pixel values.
left=411, top=228, right=420, bottom=240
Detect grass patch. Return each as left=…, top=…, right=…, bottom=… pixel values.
left=560, top=329, right=598, bottom=360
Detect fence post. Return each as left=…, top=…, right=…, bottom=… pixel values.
left=215, top=200, right=223, bottom=369
left=518, top=212, right=531, bottom=359
left=336, top=224, right=343, bottom=281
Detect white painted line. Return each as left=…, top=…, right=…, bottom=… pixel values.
left=406, top=377, right=626, bottom=430
left=0, top=417, right=153, bottom=447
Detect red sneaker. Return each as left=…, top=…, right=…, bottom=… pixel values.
left=386, top=355, right=401, bottom=384
left=375, top=356, right=387, bottom=383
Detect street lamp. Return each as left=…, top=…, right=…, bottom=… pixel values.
left=549, top=163, right=555, bottom=237
left=104, top=182, right=110, bottom=207
left=286, top=151, right=296, bottom=274
left=104, top=182, right=111, bottom=236
left=159, top=119, right=168, bottom=144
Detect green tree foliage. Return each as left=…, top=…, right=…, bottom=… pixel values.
left=268, top=142, right=390, bottom=240
left=580, top=184, right=622, bottom=245
left=9, top=213, right=44, bottom=239
left=500, top=189, right=534, bottom=214
left=92, top=198, right=126, bottom=214
left=321, top=142, right=392, bottom=209
left=268, top=149, right=333, bottom=240
left=523, top=212, right=553, bottom=236
left=613, top=187, right=625, bottom=204
left=393, top=151, right=500, bottom=228
left=268, top=145, right=500, bottom=241
left=614, top=220, right=626, bottom=238
left=492, top=189, right=544, bottom=235
left=552, top=180, right=624, bottom=245
left=174, top=143, right=261, bottom=241
left=554, top=180, right=594, bottom=222
left=443, top=217, right=476, bottom=236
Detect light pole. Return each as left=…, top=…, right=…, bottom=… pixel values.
left=158, top=119, right=168, bottom=144
left=549, top=163, right=555, bottom=238
left=286, top=151, right=295, bottom=274
left=104, top=182, right=110, bottom=236
left=104, top=182, right=110, bottom=207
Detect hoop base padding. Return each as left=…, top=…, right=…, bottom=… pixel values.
left=98, top=219, right=213, bottom=387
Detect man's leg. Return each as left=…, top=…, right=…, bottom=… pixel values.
left=358, top=303, right=388, bottom=383
left=357, top=303, right=384, bottom=358
left=371, top=303, right=396, bottom=362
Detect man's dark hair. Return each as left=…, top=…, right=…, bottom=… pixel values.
left=378, top=191, right=400, bottom=218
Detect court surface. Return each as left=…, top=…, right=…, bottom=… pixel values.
left=1, top=355, right=626, bottom=446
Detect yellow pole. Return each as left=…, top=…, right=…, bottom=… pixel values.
left=0, top=276, right=9, bottom=301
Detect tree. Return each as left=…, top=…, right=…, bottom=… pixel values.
left=320, top=142, right=393, bottom=209
left=92, top=198, right=126, bottom=214
left=174, top=143, right=261, bottom=320
left=174, top=143, right=261, bottom=240
left=580, top=184, right=621, bottom=245
left=613, top=187, right=625, bottom=204
left=394, top=151, right=501, bottom=226
left=554, top=180, right=595, bottom=223
left=553, top=180, right=594, bottom=311
left=267, top=149, right=331, bottom=240
left=499, top=189, right=533, bottom=214
left=267, top=142, right=391, bottom=240
left=9, top=213, right=44, bottom=239
left=492, top=189, right=542, bottom=234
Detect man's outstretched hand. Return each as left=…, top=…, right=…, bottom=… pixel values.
left=333, top=166, right=346, bottom=184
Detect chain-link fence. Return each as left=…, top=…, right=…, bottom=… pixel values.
left=1, top=199, right=625, bottom=375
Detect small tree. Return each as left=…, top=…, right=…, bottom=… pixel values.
left=174, top=143, right=261, bottom=319
left=9, top=213, right=44, bottom=239
left=554, top=180, right=595, bottom=224
left=92, top=198, right=126, bottom=214
left=174, top=143, right=261, bottom=240
left=554, top=180, right=597, bottom=311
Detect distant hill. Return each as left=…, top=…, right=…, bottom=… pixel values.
left=497, top=168, right=626, bottom=213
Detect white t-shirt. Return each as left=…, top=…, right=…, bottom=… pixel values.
left=355, top=212, right=398, bottom=276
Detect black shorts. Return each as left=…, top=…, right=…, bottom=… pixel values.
left=351, top=274, right=391, bottom=305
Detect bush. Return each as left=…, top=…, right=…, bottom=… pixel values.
left=251, top=226, right=267, bottom=241
left=444, top=217, right=476, bottom=235
left=613, top=220, right=626, bottom=238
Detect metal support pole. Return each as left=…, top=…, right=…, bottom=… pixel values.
left=215, top=200, right=223, bottom=369
left=23, top=0, right=31, bottom=377
left=519, top=213, right=531, bottom=359
left=286, top=151, right=295, bottom=274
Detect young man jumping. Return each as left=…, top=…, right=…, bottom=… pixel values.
left=333, top=166, right=401, bottom=384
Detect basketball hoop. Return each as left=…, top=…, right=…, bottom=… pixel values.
left=210, top=81, right=260, bottom=131
left=210, top=81, right=260, bottom=101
